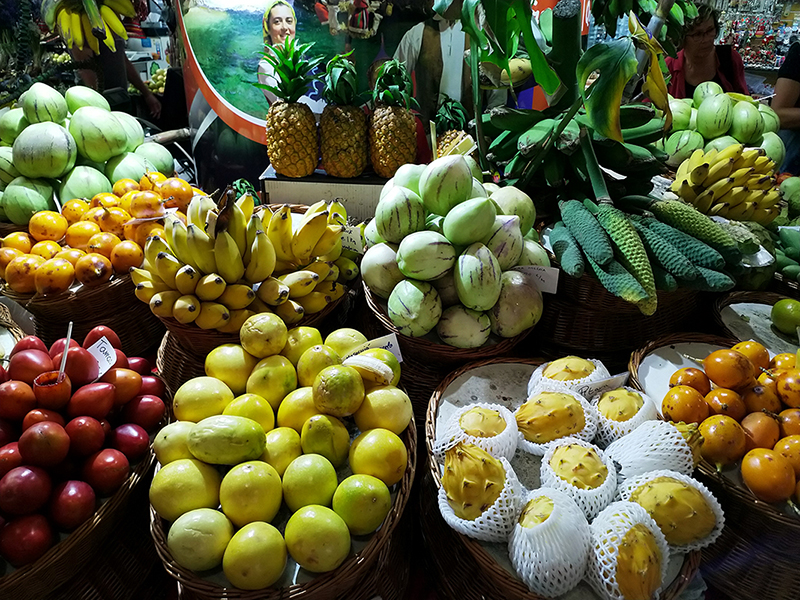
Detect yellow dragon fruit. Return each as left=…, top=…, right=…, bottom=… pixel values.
left=542, top=356, right=596, bottom=381
left=459, top=407, right=507, bottom=438
left=549, top=443, right=608, bottom=490
left=516, top=391, right=586, bottom=443
left=517, top=495, right=554, bottom=528
left=615, top=524, right=663, bottom=600
left=442, top=442, right=506, bottom=520
left=597, top=389, right=644, bottom=422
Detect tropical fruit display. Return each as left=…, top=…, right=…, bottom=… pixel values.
left=661, top=341, right=800, bottom=506
left=129, top=193, right=354, bottom=332
left=41, top=0, right=136, bottom=56
left=668, top=143, right=783, bottom=225
left=369, top=60, right=417, bottom=178
left=150, top=321, right=412, bottom=589
left=430, top=354, right=725, bottom=599
left=0, top=81, right=175, bottom=225
left=360, top=156, right=545, bottom=347
left=0, top=325, right=167, bottom=567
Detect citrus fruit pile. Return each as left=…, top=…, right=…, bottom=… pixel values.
left=663, top=340, right=800, bottom=505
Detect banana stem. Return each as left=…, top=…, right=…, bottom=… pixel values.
left=469, top=36, right=489, bottom=171
left=550, top=0, right=582, bottom=112
left=579, top=126, right=612, bottom=204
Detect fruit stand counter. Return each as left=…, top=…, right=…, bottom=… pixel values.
left=260, top=166, right=385, bottom=222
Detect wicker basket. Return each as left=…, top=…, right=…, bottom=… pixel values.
left=423, top=358, right=701, bottom=600
left=1, top=274, right=165, bottom=356
left=149, top=417, right=417, bottom=600
left=628, top=332, right=800, bottom=599
left=712, top=289, right=790, bottom=341
left=0, top=302, right=25, bottom=343
left=0, top=451, right=157, bottom=600
left=769, top=272, right=800, bottom=300
left=362, top=282, right=532, bottom=366
left=0, top=222, right=30, bottom=237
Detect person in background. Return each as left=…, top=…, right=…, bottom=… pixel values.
left=772, top=41, right=800, bottom=173
left=664, top=4, right=748, bottom=99
left=256, top=0, right=325, bottom=114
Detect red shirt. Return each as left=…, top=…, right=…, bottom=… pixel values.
left=665, top=47, right=749, bottom=99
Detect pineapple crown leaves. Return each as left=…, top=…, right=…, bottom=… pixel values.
left=255, top=36, right=324, bottom=104
left=322, top=51, right=367, bottom=106
left=434, top=94, right=469, bottom=134
left=372, top=59, right=419, bottom=111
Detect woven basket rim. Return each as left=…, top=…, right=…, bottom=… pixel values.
left=2, top=273, right=134, bottom=307
left=0, top=302, right=25, bottom=344
left=423, top=356, right=701, bottom=600
left=362, top=281, right=532, bottom=361
left=712, top=290, right=791, bottom=342
left=149, top=416, right=417, bottom=598
left=0, top=450, right=156, bottom=592
left=628, top=331, right=800, bottom=531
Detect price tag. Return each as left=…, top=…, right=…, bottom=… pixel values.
left=340, top=224, right=364, bottom=255
left=86, top=336, right=117, bottom=379
left=512, top=265, right=560, bottom=294
left=573, top=372, right=630, bottom=400
left=343, top=333, right=403, bottom=363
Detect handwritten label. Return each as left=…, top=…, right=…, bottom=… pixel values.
left=343, top=333, right=403, bottom=363
left=86, top=336, right=117, bottom=379
left=512, top=265, right=560, bottom=294
left=340, top=224, right=364, bottom=255
left=574, top=372, right=630, bottom=400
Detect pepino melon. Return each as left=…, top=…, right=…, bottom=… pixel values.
left=69, top=107, right=127, bottom=162
left=704, top=135, right=738, bottom=153
left=760, top=131, right=786, bottom=167
left=22, top=83, right=68, bottom=124
left=0, top=190, right=5, bottom=221
left=0, top=108, right=30, bottom=144
left=759, top=104, right=780, bottom=135
left=669, top=100, right=692, bottom=131
left=65, top=86, right=111, bottom=113
left=112, top=111, right=144, bottom=153
left=729, top=101, right=764, bottom=144
left=693, top=81, right=723, bottom=109
left=105, top=152, right=154, bottom=183
left=134, top=142, right=174, bottom=176
left=2, top=176, right=56, bottom=224
left=12, top=122, right=77, bottom=179
left=697, top=94, right=733, bottom=139
left=59, top=166, right=112, bottom=203
left=665, top=130, right=704, bottom=167
left=0, top=146, right=20, bottom=189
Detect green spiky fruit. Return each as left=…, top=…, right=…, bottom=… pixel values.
left=629, top=476, right=716, bottom=546
left=597, top=389, right=644, bottom=423
left=442, top=442, right=506, bottom=520
left=459, top=407, right=507, bottom=438
left=516, top=392, right=586, bottom=444
left=549, top=443, right=608, bottom=490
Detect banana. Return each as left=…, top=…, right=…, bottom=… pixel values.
left=100, top=4, right=127, bottom=40
left=70, top=10, right=84, bottom=50
left=325, top=264, right=339, bottom=281
left=135, top=281, right=170, bottom=303
left=314, top=280, right=346, bottom=300
left=752, top=206, right=779, bottom=226
left=130, top=267, right=164, bottom=287
left=149, top=290, right=181, bottom=318
left=188, top=195, right=217, bottom=230
left=267, top=205, right=296, bottom=263
left=278, top=270, right=319, bottom=298
left=732, top=148, right=763, bottom=171
left=328, top=200, right=347, bottom=225
left=758, top=188, right=782, bottom=209
left=204, top=207, right=218, bottom=240
left=195, top=273, right=227, bottom=302
left=748, top=175, right=774, bottom=191
left=42, top=0, right=66, bottom=29
left=319, top=238, right=342, bottom=262
left=694, top=187, right=716, bottom=214
left=729, top=167, right=754, bottom=187
left=334, top=257, right=359, bottom=281
left=214, top=231, right=245, bottom=284
left=342, top=354, right=394, bottom=386
left=702, top=148, right=719, bottom=165
left=167, top=216, right=197, bottom=269
left=248, top=297, right=273, bottom=314
left=753, top=156, right=773, bottom=173
left=686, top=149, right=704, bottom=173
left=718, top=186, right=749, bottom=208
left=311, top=224, right=343, bottom=258
left=218, top=284, right=256, bottom=310
left=727, top=201, right=756, bottom=221
left=173, top=294, right=201, bottom=324
left=714, top=143, right=744, bottom=164
left=175, top=265, right=200, bottom=295
left=228, top=203, right=248, bottom=257
left=100, top=25, right=116, bottom=52
left=703, top=158, right=734, bottom=187
left=195, top=302, right=231, bottom=330
left=273, top=299, right=305, bottom=325
left=144, top=235, right=171, bottom=266
left=58, top=9, right=73, bottom=49
left=706, top=177, right=735, bottom=202
left=689, top=162, right=709, bottom=186
left=243, top=213, right=261, bottom=265
left=739, top=202, right=757, bottom=221
left=256, top=277, right=290, bottom=305
left=82, top=0, right=107, bottom=41
left=154, top=251, right=183, bottom=289
left=236, top=193, right=255, bottom=221
left=708, top=202, right=729, bottom=216
left=745, top=189, right=767, bottom=206
left=292, top=210, right=329, bottom=265
left=244, top=230, right=276, bottom=284
left=103, top=0, right=136, bottom=18
left=186, top=224, right=217, bottom=275
left=294, top=291, right=332, bottom=314
left=303, top=260, right=333, bottom=281
left=81, top=13, right=100, bottom=54
left=300, top=200, right=328, bottom=222
left=217, top=308, right=254, bottom=333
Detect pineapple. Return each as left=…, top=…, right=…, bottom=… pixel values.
left=259, top=37, right=324, bottom=178
left=369, top=60, right=417, bottom=178
left=434, top=95, right=474, bottom=159
left=320, top=54, right=368, bottom=179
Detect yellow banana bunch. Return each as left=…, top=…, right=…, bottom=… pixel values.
left=173, top=295, right=201, bottom=324
left=292, top=211, right=329, bottom=265
left=150, top=291, right=182, bottom=318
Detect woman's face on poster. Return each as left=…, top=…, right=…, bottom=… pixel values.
left=268, top=4, right=296, bottom=46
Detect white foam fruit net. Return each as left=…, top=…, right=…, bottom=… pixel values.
left=587, top=501, right=670, bottom=600
left=604, top=421, right=695, bottom=485
left=591, top=387, right=659, bottom=449
left=617, top=469, right=725, bottom=554
left=433, top=402, right=519, bottom=461
left=508, top=487, right=591, bottom=597
left=437, top=456, right=524, bottom=543
left=539, top=437, right=618, bottom=521
left=515, top=386, right=598, bottom=456
left=527, top=358, right=611, bottom=396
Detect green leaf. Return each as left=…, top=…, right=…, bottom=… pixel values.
left=539, top=8, right=553, bottom=46
left=669, top=2, right=684, bottom=26
left=576, top=37, right=637, bottom=143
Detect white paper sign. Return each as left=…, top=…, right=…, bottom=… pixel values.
left=86, top=336, right=117, bottom=379
left=512, top=265, right=560, bottom=294
left=340, top=225, right=364, bottom=255
left=343, top=333, right=403, bottom=363
left=573, top=372, right=630, bottom=400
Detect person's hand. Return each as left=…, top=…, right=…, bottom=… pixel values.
left=145, top=92, right=162, bottom=119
